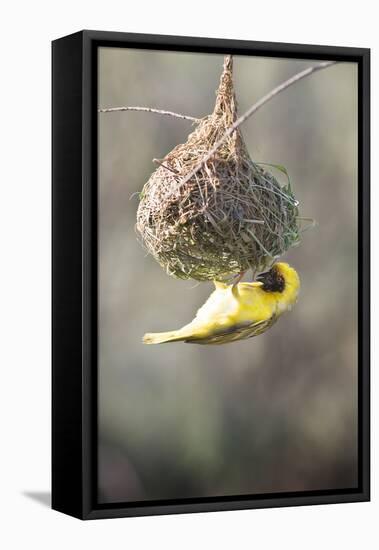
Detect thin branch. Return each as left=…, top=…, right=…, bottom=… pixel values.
left=180, top=61, right=337, bottom=187
left=153, top=158, right=179, bottom=174
left=98, top=105, right=200, bottom=123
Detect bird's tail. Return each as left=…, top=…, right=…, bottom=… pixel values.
left=143, top=330, right=186, bottom=345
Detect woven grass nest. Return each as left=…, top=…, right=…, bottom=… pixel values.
left=136, top=56, right=301, bottom=281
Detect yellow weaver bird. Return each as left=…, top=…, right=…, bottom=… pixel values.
left=143, top=262, right=300, bottom=345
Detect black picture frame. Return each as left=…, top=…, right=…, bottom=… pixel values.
left=52, top=30, right=370, bottom=520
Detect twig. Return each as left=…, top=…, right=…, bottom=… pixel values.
left=153, top=158, right=179, bottom=174
left=98, top=105, right=200, bottom=123
left=180, top=61, right=337, bottom=187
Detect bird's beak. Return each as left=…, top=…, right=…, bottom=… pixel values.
left=256, top=270, right=270, bottom=283
left=250, top=281, right=264, bottom=287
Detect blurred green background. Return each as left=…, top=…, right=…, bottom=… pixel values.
left=98, top=48, right=358, bottom=503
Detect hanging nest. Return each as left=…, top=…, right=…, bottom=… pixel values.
left=136, top=56, right=301, bottom=281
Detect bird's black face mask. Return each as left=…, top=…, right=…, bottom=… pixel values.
left=257, top=266, right=285, bottom=293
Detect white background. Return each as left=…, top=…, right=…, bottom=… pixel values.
left=0, top=0, right=377, bottom=548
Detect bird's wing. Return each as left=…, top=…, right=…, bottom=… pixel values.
left=185, top=315, right=277, bottom=345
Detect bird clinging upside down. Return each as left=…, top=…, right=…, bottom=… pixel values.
left=143, top=262, right=300, bottom=345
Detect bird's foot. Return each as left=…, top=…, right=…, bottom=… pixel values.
left=232, top=271, right=246, bottom=287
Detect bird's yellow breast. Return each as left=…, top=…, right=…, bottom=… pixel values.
left=194, top=284, right=276, bottom=330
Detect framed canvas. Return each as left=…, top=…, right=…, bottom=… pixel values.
left=52, top=30, right=370, bottom=520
